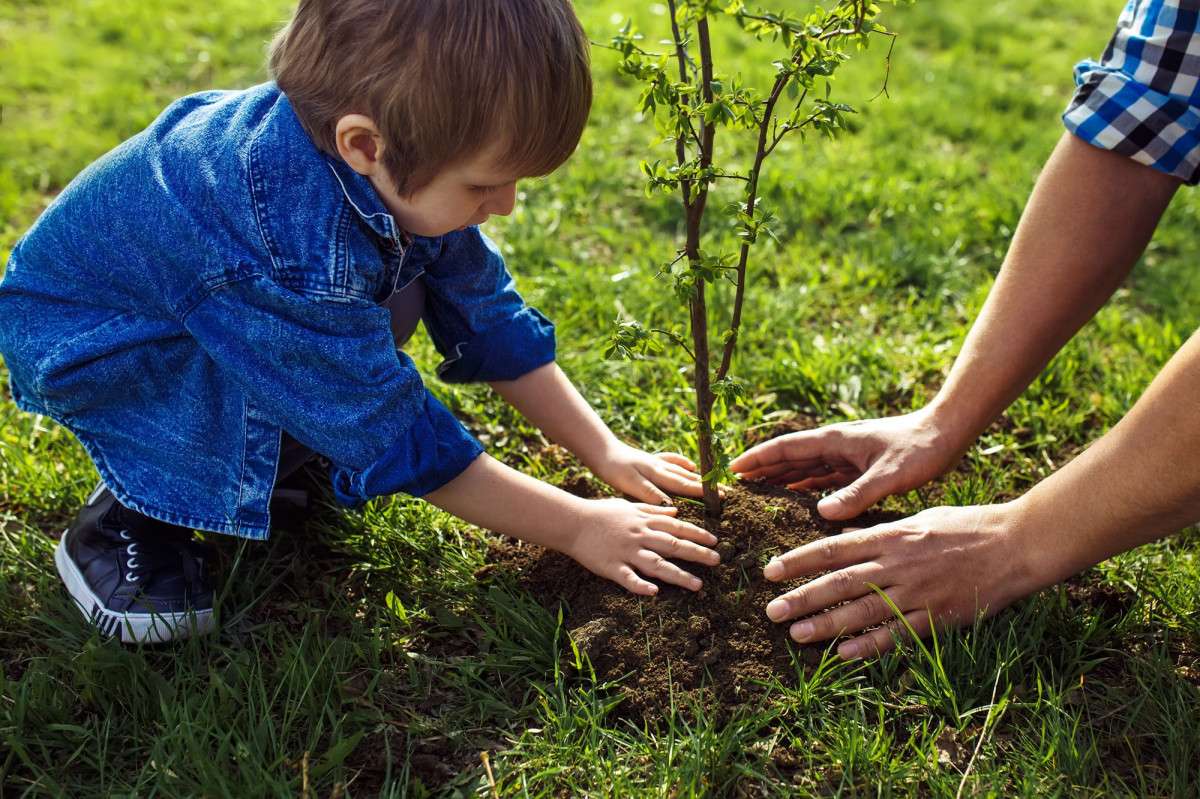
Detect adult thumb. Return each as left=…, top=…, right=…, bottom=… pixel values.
left=816, top=468, right=893, bottom=520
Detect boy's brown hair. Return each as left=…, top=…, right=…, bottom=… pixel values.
left=270, top=0, right=592, bottom=194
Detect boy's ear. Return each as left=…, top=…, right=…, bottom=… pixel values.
left=334, top=114, right=386, bottom=176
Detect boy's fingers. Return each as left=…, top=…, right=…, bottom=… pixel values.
left=635, top=503, right=679, bottom=516
left=637, top=551, right=702, bottom=591
left=657, top=452, right=698, bottom=471
left=658, top=463, right=727, bottom=499
left=629, top=476, right=672, bottom=506
left=661, top=462, right=701, bottom=481
left=656, top=469, right=705, bottom=499
left=616, top=565, right=659, bottom=596
left=644, top=531, right=720, bottom=565
left=648, top=515, right=716, bottom=545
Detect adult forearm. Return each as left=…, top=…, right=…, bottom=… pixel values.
left=489, top=362, right=617, bottom=468
left=1011, top=327, right=1200, bottom=583
left=931, top=133, right=1180, bottom=447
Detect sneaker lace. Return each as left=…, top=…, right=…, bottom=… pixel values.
left=117, top=529, right=202, bottom=587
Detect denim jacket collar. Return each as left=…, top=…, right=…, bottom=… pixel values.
left=269, top=92, right=401, bottom=245
left=323, top=155, right=402, bottom=244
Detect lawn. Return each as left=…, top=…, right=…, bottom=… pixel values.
left=1, top=0, right=1198, bottom=795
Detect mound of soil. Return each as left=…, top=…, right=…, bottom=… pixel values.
left=489, top=481, right=896, bottom=718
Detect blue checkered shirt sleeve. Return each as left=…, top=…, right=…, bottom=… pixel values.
left=1064, top=0, right=1200, bottom=183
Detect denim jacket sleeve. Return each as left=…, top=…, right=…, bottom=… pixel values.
left=182, top=270, right=483, bottom=504
left=421, top=228, right=557, bottom=383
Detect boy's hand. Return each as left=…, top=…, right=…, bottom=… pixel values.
left=564, top=498, right=720, bottom=596
left=590, top=441, right=708, bottom=505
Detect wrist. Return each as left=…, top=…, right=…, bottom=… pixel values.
left=1000, top=493, right=1092, bottom=592
left=578, top=434, right=625, bottom=475
left=554, top=495, right=596, bottom=559
left=923, top=394, right=985, bottom=457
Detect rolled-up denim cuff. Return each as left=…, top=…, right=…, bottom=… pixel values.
left=330, top=391, right=484, bottom=505
left=435, top=307, right=556, bottom=383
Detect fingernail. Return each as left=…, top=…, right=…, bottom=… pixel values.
left=791, top=622, right=814, bottom=642
left=765, top=599, right=788, bottom=622
left=838, top=642, right=859, bottom=659
left=763, top=559, right=783, bottom=580
left=692, top=580, right=703, bottom=591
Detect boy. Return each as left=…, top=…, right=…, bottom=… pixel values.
left=0, top=0, right=720, bottom=644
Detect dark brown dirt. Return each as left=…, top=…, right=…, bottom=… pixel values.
left=489, top=481, right=899, bottom=718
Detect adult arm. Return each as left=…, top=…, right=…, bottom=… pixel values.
left=761, top=325, right=1200, bottom=657
left=731, top=132, right=1181, bottom=519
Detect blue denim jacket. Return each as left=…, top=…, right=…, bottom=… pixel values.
left=0, top=83, right=555, bottom=540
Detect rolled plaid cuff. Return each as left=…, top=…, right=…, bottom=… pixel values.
left=1064, top=62, right=1200, bottom=184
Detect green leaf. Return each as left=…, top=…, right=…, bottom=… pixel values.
left=310, top=732, right=365, bottom=780
left=384, top=591, right=408, bottom=623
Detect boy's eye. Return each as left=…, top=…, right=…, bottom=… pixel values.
left=470, top=185, right=497, bottom=195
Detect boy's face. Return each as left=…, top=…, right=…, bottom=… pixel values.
left=372, top=148, right=520, bottom=238
left=335, top=117, right=521, bottom=238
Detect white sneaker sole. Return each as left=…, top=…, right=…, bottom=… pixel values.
left=55, top=527, right=216, bottom=644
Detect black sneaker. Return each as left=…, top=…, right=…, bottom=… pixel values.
left=54, top=483, right=216, bottom=643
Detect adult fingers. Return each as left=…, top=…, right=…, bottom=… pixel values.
left=637, top=550, right=703, bottom=591
left=786, top=588, right=900, bottom=642
left=783, top=470, right=858, bottom=492
left=730, top=429, right=851, bottom=474
left=616, top=564, right=660, bottom=596
left=763, top=525, right=889, bottom=582
left=736, top=458, right=832, bottom=482
left=837, top=609, right=933, bottom=660
left=764, top=563, right=888, bottom=622
left=657, top=452, right=698, bottom=471
left=815, top=461, right=906, bottom=521
left=647, top=513, right=717, bottom=546
left=643, top=530, right=721, bottom=566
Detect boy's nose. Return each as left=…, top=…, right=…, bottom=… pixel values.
left=483, top=183, right=517, bottom=217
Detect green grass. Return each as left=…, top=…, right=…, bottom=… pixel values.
left=2, top=0, right=1198, bottom=795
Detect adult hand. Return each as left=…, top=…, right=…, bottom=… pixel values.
left=760, top=503, right=1053, bottom=658
left=730, top=407, right=967, bottom=520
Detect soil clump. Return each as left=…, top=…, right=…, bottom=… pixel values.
left=490, top=481, right=897, bottom=718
